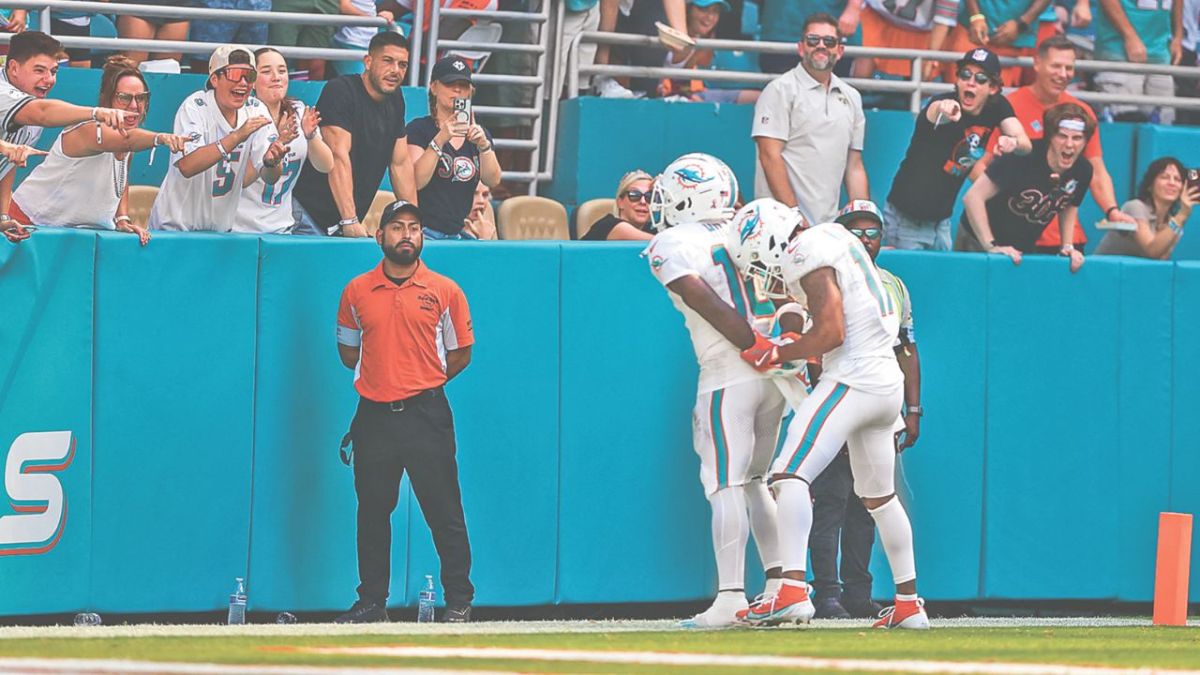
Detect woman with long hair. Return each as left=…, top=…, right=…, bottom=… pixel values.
left=1095, top=156, right=1198, bottom=260
left=235, top=47, right=334, bottom=234
left=9, top=55, right=187, bottom=245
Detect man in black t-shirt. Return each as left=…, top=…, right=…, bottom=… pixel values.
left=293, top=31, right=417, bottom=237
left=958, top=102, right=1094, bottom=273
left=884, top=48, right=1030, bottom=251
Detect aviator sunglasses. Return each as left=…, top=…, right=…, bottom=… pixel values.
left=956, top=69, right=993, bottom=86
left=803, top=34, right=839, bottom=49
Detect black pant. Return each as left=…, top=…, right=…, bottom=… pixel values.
left=808, top=450, right=875, bottom=602
left=350, top=389, right=474, bottom=606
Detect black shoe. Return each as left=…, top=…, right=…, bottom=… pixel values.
left=813, top=595, right=851, bottom=619
left=333, top=600, right=389, bottom=624
left=842, top=596, right=884, bottom=619
left=442, top=603, right=472, bottom=623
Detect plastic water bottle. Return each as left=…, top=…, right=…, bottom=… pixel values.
left=73, top=612, right=101, bottom=627
left=417, top=575, right=436, bottom=623
left=227, top=577, right=247, bottom=625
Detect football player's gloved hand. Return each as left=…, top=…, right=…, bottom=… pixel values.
left=741, top=332, right=801, bottom=373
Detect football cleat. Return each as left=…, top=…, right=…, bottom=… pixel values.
left=872, top=597, right=930, bottom=629
left=735, top=583, right=815, bottom=627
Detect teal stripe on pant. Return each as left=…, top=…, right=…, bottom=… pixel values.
left=710, top=389, right=729, bottom=488
left=784, top=383, right=850, bottom=475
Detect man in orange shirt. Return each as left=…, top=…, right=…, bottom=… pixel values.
left=335, top=200, right=476, bottom=624
left=973, top=35, right=1136, bottom=251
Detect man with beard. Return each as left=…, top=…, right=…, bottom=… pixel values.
left=294, top=31, right=418, bottom=237
left=752, top=12, right=869, bottom=227
left=335, top=200, right=476, bottom=623
left=884, top=48, right=1029, bottom=250
left=958, top=102, right=1093, bottom=273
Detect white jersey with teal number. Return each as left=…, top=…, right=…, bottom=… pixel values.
left=235, top=99, right=308, bottom=234
left=782, top=222, right=903, bottom=394
left=645, top=222, right=776, bottom=394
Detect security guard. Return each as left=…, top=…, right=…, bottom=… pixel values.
left=334, top=200, right=475, bottom=623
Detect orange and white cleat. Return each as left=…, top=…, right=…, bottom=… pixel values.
left=735, top=582, right=815, bottom=627
left=872, top=597, right=930, bottom=629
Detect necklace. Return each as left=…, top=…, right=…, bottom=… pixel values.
left=112, top=152, right=129, bottom=199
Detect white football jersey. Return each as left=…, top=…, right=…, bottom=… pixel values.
left=645, top=221, right=776, bottom=394
left=235, top=99, right=308, bottom=234
left=149, top=90, right=277, bottom=232
left=0, top=69, right=42, bottom=181
left=782, top=223, right=902, bottom=394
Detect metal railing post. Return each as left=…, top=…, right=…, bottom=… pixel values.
left=566, top=29, right=580, bottom=99
left=424, top=0, right=442, bottom=86
left=910, top=56, right=923, bottom=113
left=38, top=3, right=49, bottom=33
left=409, top=0, right=424, bottom=86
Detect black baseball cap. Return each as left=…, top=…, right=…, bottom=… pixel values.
left=957, top=47, right=1001, bottom=80
left=431, top=56, right=472, bottom=84
left=380, top=200, right=421, bottom=225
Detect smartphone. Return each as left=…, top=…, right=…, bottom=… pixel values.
left=1187, top=168, right=1200, bottom=191
left=452, top=97, right=471, bottom=132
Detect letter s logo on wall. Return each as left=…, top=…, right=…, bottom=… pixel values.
left=0, top=431, right=75, bottom=556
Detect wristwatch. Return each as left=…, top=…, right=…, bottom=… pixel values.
left=906, top=405, right=924, bottom=417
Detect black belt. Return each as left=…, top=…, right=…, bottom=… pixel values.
left=361, top=387, right=443, bottom=413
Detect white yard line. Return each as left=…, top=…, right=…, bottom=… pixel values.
left=0, top=616, right=1182, bottom=640
left=0, top=659, right=512, bottom=675
left=309, top=645, right=1200, bottom=675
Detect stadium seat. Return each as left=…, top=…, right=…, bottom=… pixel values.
left=127, top=185, right=158, bottom=227
left=363, top=190, right=397, bottom=235
left=573, top=198, right=615, bottom=239
left=496, top=196, right=568, bottom=240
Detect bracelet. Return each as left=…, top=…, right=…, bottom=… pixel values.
left=216, top=137, right=232, bottom=162
left=337, top=217, right=359, bottom=227
left=1106, top=206, right=1120, bottom=219
left=478, top=143, right=493, bottom=154
left=153, top=133, right=163, bottom=147
left=1060, top=244, right=1076, bottom=254
left=906, top=405, right=924, bottom=417
left=969, top=13, right=986, bottom=22
left=115, top=215, right=132, bottom=225
left=90, top=106, right=99, bottom=122
left=1169, top=218, right=1183, bottom=235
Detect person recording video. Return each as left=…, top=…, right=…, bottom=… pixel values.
left=406, top=55, right=502, bottom=241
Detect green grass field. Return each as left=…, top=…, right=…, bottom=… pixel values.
left=2, top=621, right=1200, bottom=673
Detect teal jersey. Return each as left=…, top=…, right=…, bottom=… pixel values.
left=957, top=0, right=1040, bottom=48
left=1093, top=0, right=1172, bottom=63
left=760, top=0, right=846, bottom=41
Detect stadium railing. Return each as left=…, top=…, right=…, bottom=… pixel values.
left=564, top=31, right=1200, bottom=114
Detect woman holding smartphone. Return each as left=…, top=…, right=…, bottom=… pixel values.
left=406, top=55, right=502, bottom=240
left=1095, top=157, right=1199, bottom=260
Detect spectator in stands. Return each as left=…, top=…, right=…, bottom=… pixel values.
left=972, top=36, right=1135, bottom=252
left=952, top=0, right=1053, bottom=86
left=848, top=0, right=959, bottom=83
left=759, top=0, right=857, bottom=74
left=1092, top=0, right=1182, bottom=124
left=885, top=48, right=1029, bottom=250
left=149, top=46, right=290, bottom=231
left=557, top=0, right=603, bottom=97
left=1, top=7, right=28, bottom=35
left=0, top=32, right=138, bottom=242
left=270, top=0, right=339, bottom=81
left=461, top=183, right=497, bottom=240
left=189, top=1, right=271, bottom=74
left=406, top=56, right=501, bottom=240
left=118, top=1, right=190, bottom=66
left=752, top=13, right=868, bottom=226
left=9, top=56, right=187, bottom=244
left=235, top=48, right=335, bottom=235
left=1095, top=157, right=1199, bottom=259
left=330, top=0, right=396, bottom=77
left=293, top=31, right=418, bottom=237
left=658, top=0, right=760, bottom=103
left=582, top=169, right=655, bottom=241
left=50, top=6, right=97, bottom=68
left=958, top=102, right=1092, bottom=273
left=609, top=0, right=701, bottom=98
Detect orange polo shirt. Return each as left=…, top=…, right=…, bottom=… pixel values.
left=337, top=261, right=474, bottom=403
left=995, top=87, right=1102, bottom=247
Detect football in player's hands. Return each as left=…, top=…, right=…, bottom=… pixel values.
left=753, top=302, right=811, bottom=378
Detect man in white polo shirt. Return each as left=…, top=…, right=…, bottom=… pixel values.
left=752, top=12, right=869, bottom=226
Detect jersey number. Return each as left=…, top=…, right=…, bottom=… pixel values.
left=261, top=158, right=301, bottom=206
left=711, top=245, right=774, bottom=320
left=848, top=242, right=895, bottom=318
left=211, top=150, right=242, bottom=198
left=881, top=0, right=919, bottom=21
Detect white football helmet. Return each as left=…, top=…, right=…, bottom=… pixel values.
left=726, top=198, right=803, bottom=299
left=649, top=153, right=739, bottom=231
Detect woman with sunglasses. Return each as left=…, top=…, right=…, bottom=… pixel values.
left=150, top=46, right=290, bottom=232
left=882, top=48, right=1029, bottom=251
left=8, top=55, right=188, bottom=245
left=582, top=169, right=654, bottom=241
left=1094, top=157, right=1199, bottom=260
left=235, top=48, right=334, bottom=235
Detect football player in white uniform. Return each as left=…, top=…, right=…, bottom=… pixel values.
left=729, top=201, right=929, bottom=630
left=645, top=155, right=806, bottom=628
left=149, top=45, right=291, bottom=232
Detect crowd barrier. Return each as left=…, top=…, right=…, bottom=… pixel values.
left=1, top=228, right=1198, bottom=616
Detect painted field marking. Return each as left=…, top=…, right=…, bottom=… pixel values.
left=0, top=657, right=513, bottom=675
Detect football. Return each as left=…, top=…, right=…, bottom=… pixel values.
left=753, top=302, right=811, bottom=378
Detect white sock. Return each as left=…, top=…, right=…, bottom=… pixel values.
left=764, top=577, right=783, bottom=596
left=745, top=479, right=781, bottom=570
left=868, top=497, right=917, bottom=585
left=709, top=487, right=749, bottom=591
left=773, top=479, right=813, bottom=574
